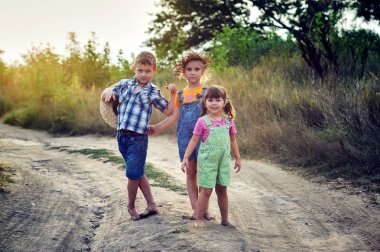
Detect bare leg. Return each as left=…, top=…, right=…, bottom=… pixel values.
left=139, top=175, right=158, bottom=212
left=215, top=184, right=230, bottom=226
left=127, top=178, right=140, bottom=220
left=186, top=159, right=198, bottom=219
left=195, top=187, right=213, bottom=228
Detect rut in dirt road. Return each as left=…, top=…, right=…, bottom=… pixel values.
left=1, top=123, right=379, bottom=251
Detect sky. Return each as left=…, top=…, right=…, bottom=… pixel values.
left=0, top=0, right=159, bottom=64
left=1, top=1, right=379, bottom=65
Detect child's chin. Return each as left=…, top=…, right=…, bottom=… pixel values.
left=138, top=80, right=148, bottom=85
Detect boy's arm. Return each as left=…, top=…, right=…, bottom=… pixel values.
left=150, top=106, right=179, bottom=135
left=163, top=83, right=177, bottom=115
left=149, top=87, right=179, bottom=135
left=162, top=87, right=177, bottom=116
left=230, top=134, right=241, bottom=173
left=181, top=134, right=201, bottom=173
left=101, top=83, right=118, bottom=102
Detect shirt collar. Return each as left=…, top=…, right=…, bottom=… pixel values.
left=131, top=76, right=153, bottom=93
left=131, top=76, right=152, bottom=89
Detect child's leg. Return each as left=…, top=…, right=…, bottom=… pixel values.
left=195, top=187, right=213, bottom=227
left=215, top=184, right=229, bottom=225
left=127, top=178, right=140, bottom=220
left=139, top=175, right=158, bottom=215
left=186, top=159, right=198, bottom=218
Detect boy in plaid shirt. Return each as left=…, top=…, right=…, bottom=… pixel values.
left=102, top=51, right=176, bottom=220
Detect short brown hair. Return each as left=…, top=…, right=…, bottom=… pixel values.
left=174, top=51, right=211, bottom=78
left=133, top=51, right=157, bottom=68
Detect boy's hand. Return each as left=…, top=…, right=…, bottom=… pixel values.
left=166, top=83, right=177, bottom=94
left=102, top=88, right=116, bottom=102
left=181, top=159, right=189, bottom=173
left=148, top=125, right=156, bottom=136
left=234, top=159, right=241, bottom=173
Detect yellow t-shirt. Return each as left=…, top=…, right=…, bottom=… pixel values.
left=175, top=84, right=206, bottom=107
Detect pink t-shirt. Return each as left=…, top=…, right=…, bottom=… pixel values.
left=193, top=116, right=237, bottom=142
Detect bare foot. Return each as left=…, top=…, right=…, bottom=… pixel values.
left=127, top=205, right=140, bottom=221
left=221, top=220, right=236, bottom=228
left=204, top=212, right=215, bottom=221
left=181, top=211, right=196, bottom=220
left=139, top=208, right=158, bottom=219
left=189, top=210, right=197, bottom=220
left=194, top=220, right=206, bottom=228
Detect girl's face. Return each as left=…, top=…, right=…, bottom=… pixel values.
left=183, top=60, right=204, bottom=86
left=205, top=96, right=226, bottom=117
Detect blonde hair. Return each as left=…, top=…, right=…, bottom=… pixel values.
left=133, top=51, right=157, bottom=68
left=174, top=51, right=211, bottom=78
left=201, top=85, right=236, bottom=119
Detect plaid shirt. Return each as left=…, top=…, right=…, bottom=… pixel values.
left=112, top=77, right=169, bottom=134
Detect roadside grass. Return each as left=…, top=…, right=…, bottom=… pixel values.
left=2, top=49, right=379, bottom=195
left=171, top=226, right=190, bottom=234
left=51, top=146, right=186, bottom=194
left=0, top=162, right=16, bottom=193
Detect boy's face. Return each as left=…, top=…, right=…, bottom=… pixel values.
left=133, top=64, right=157, bottom=85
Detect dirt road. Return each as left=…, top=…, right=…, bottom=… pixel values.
left=0, top=123, right=379, bottom=251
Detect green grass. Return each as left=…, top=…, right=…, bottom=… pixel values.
left=55, top=147, right=186, bottom=194
left=171, top=226, right=189, bottom=234
left=0, top=163, right=16, bottom=193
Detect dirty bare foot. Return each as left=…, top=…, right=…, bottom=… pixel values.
left=127, top=205, right=140, bottom=221
left=204, top=212, right=214, bottom=221
left=189, top=210, right=197, bottom=220
left=221, top=220, right=236, bottom=228
left=194, top=220, right=206, bottom=228
left=181, top=210, right=196, bottom=220
left=139, top=208, right=158, bottom=219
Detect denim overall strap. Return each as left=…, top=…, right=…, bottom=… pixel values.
left=176, top=88, right=205, bottom=161
left=197, top=115, right=232, bottom=188
left=178, top=89, right=184, bottom=104
left=201, top=85, right=208, bottom=96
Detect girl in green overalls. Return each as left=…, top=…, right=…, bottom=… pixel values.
left=181, top=85, right=241, bottom=228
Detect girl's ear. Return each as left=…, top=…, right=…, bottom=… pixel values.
left=223, top=99, right=228, bottom=107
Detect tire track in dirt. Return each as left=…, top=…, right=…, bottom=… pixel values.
left=228, top=160, right=377, bottom=251
left=1, top=123, right=379, bottom=251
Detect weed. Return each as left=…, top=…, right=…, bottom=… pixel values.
left=0, top=163, right=16, bottom=193
left=57, top=147, right=186, bottom=193
left=171, top=226, right=189, bottom=234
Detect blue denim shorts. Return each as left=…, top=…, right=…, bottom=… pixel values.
left=117, top=134, right=148, bottom=179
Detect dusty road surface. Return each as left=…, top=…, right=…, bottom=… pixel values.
left=0, top=123, right=379, bottom=252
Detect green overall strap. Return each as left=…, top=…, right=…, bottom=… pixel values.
left=203, top=115, right=213, bottom=128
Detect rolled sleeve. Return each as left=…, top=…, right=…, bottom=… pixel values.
left=152, top=90, right=169, bottom=112
left=112, top=79, right=128, bottom=96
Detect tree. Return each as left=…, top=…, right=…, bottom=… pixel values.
left=146, top=0, right=250, bottom=61
left=147, top=0, right=380, bottom=84
left=250, top=0, right=350, bottom=85
left=353, top=0, right=380, bottom=22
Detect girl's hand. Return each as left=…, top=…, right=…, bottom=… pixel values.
left=166, top=83, right=177, bottom=94
left=234, top=159, right=241, bottom=173
left=181, top=159, right=189, bottom=173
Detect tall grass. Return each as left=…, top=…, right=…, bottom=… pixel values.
left=0, top=45, right=379, bottom=191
